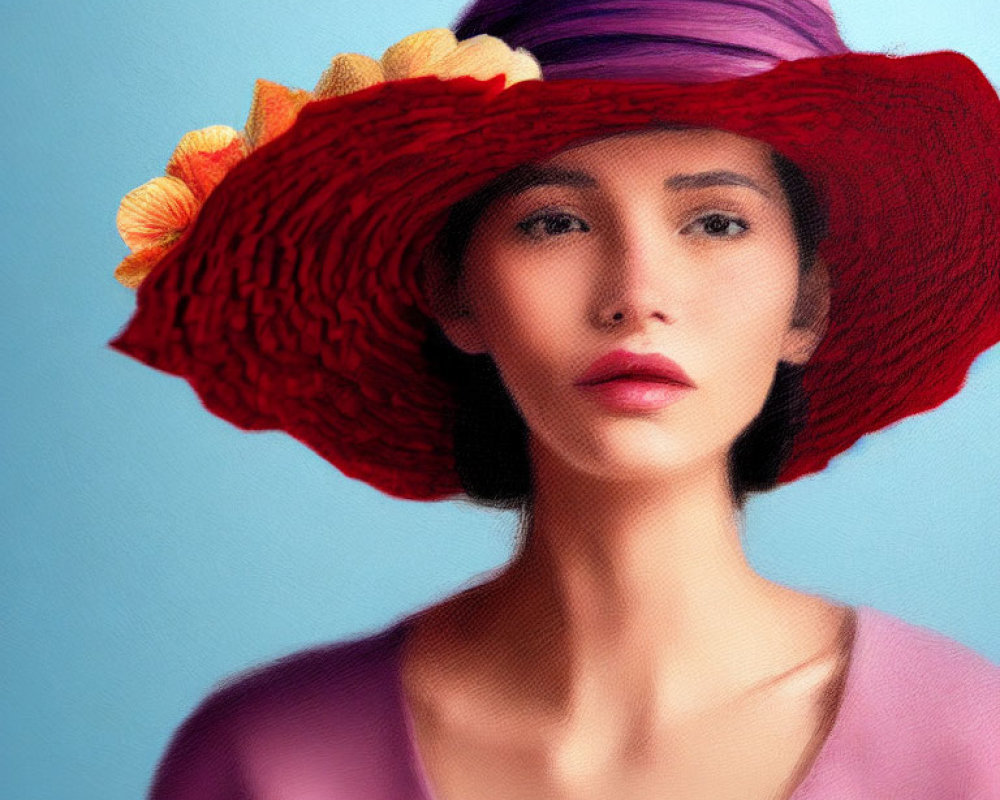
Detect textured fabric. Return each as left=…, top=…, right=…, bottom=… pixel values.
left=147, top=605, right=1000, bottom=799
left=108, top=52, right=1000, bottom=501
left=453, top=0, right=850, bottom=81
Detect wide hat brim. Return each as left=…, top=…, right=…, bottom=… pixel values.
left=109, top=51, right=1000, bottom=501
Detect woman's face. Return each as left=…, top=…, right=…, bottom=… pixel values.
left=437, top=128, right=827, bottom=486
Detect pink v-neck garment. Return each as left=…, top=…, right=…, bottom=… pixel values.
left=148, top=605, right=1000, bottom=799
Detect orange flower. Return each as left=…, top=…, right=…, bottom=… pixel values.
left=114, top=29, right=541, bottom=288
left=115, top=176, right=198, bottom=287
left=116, top=176, right=197, bottom=252
left=245, top=80, right=312, bottom=149
left=165, top=125, right=249, bottom=202
left=113, top=236, right=180, bottom=290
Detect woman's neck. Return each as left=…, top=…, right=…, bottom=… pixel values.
left=444, top=441, right=843, bottom=739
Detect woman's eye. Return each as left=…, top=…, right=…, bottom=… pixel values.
left=516, top=212, right=590, bottom=239
left=685, top=213, right=749, bottom=238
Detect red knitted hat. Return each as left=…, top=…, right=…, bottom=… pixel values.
left=108, top=19, right=1000, bottom=501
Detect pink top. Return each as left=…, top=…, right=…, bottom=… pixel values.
left=148, top=605, right=1000, bottom=799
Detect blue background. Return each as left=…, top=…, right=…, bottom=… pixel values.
left=2, top=1, right=998, bottom=798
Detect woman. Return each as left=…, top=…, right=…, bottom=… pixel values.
left=110, top=0, right=1000, bottom=797
left=406, top=126, right=847, bottom=799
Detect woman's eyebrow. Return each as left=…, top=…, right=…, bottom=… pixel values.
left=666, top=170, right=772, bottom=198
left=485, top=165, right=771, bottom=202
left=489, top=165, right=599, bottom=200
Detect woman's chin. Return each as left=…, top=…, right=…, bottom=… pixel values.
left=532, top=424, right=732, bottom=490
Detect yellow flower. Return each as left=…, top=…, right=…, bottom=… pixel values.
left=314, top=28, right=541, bottom=96
left=314, top=53, right=386, bottom=98
left=380, top=29, right=460, bottom=80
left=392, top=30, right=541, bottom=86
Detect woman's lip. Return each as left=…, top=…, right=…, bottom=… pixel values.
left=587, top=375, right=683, bottom=385
left=577, top=377, right=694, bottom=412
left=575, top=348, right=694, bottom=387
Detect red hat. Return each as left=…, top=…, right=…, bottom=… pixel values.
left=108, top=10, right=1000, bottom=501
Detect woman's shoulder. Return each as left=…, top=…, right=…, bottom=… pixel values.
left=855, top=605, right=1000, bottom=707
left=147, top=618, right=415, bottom=800
left=830, top=605, right=1000, bottom=791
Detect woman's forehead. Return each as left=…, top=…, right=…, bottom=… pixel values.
left=544, top=127, right=777, bottom=173
left=481, top=128, right=782, bottom=208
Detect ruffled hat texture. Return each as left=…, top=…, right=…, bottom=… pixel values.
left=109, top=0, right=1000, bottom=500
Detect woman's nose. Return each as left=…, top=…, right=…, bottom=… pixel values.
left=590, top=222, right=677, bottom=330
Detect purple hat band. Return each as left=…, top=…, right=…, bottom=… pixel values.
left=453, top=0, right=849, bottom=81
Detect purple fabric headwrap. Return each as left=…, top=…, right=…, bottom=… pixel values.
left=453, top=0, right=849, bottom=82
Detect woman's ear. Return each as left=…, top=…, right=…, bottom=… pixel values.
left=419, top=239, right=488, bottom=356
left=781, top=257, right=831, bottom=366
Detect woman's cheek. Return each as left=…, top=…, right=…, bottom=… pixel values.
left=698, top=310, right=789, bottom=436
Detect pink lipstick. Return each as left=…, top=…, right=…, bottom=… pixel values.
left=575, top=349, right=695, bottom=412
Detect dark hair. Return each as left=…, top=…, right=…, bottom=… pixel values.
left=420, top=147, right=827, bottom=513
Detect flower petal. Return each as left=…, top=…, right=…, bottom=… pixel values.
left=113, top=234, right=179, bottom=288
left=165, top=125, right=249, bottom=202
left=380, top=29, right=458, bottom=80
left=314, top=53, right=385, bottom=98
left=428, top=34, right=533, bottom=83
left=245, top=79, right=313, bottom=149
left=417, top=34, right=542, bottom=87
left=503, top=47, right=543, bottom=86
left=117, top=176, right=198, bottom=251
